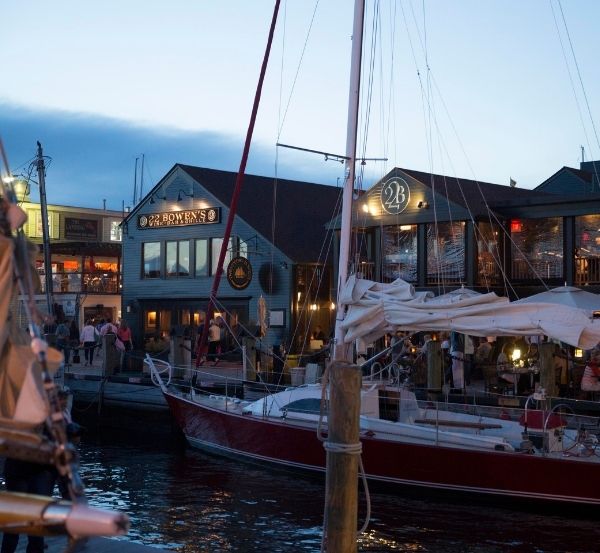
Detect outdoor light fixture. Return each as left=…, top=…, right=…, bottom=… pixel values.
left=149, top=192, right=166, bottom=204
left=417, top=200, right=429, bottom=209
left=575, top=348, right=583, bottom=358
left=177, top=189, right=193, bottom=202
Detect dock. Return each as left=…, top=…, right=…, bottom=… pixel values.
left=16, top=536, right=172, bottom=552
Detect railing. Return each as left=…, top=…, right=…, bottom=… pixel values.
left=38, top=271, right=120, bottom=294
left=575, top=256, right=600, bottom=286
left=511, top=259, right=562, bottom=281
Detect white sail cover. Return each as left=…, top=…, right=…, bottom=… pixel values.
left=339, top=275, right=600, bottom=349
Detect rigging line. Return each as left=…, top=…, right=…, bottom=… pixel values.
left=287, top=186, right=343, bottom=358
left=276, top=0, right=320, bottom=140
left=552, top=1, right=600, bottom=186
left=549, top=1, right=593, bottom=166
left=359, top=0, right=380, bottom=169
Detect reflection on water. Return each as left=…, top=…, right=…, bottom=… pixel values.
left=78, top=430, right=600, bottom=553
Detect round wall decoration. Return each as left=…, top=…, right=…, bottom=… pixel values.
left=380, top=177, right=410, bottom=215
left=227, top=256, right=253, bottom=290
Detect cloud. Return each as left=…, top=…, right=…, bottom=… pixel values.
left=0, top=102, right=344, bottom=211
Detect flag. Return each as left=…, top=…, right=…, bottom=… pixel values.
left=509, top=178, right=516, bottom=187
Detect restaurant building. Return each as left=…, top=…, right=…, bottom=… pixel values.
left=120, top=164, right=341, bottom=352
left=333, top=162, right=600, bottom=299
left=16, top=192, right=123, bottom=327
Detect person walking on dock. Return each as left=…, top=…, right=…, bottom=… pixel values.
left=80, top=319, right=99, bottom=366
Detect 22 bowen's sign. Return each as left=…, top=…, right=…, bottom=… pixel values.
left=227, top=256, right=252, bottom=290
left=137, top=208, right=221, bottom=229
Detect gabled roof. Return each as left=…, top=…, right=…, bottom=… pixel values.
left=535, top=166, right=594, bottom=194
left=399, top=167, right=552, bottom=216
left=178, top=165, right=341, bottom=263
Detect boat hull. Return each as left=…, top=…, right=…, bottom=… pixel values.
left=165, top=391, right=600, bottom=506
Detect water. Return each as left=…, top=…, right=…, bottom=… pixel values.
left=74, top=426, right=600, bottom=552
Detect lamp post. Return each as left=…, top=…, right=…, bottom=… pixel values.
left=36, top=141, right=54, bottom=316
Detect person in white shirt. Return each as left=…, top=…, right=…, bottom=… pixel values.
left=80, top=319, right=99, bottom=366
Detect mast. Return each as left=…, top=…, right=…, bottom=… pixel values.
left=324, top=0, right=365, bottom=551
left=139, top=153, right=145, bottom=203
left=36, top=141, right=53, bottom=316
left=133, top=156, right=139, bottom=206
left=195, top=0, right=281, bottom=364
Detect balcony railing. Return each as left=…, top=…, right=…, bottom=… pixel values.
left=38, top=271, right=120, bottom=294
left=575, top=257, right=600, bottom=286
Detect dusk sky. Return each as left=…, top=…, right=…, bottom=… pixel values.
left=2, top=1, right=599, bottom=210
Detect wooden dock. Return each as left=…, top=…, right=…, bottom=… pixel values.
left=15, top=536, right=172, bottom=552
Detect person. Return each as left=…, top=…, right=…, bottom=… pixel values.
left=69, top=319, right=80, bottom=364
left=100, top=317, right=118, bottom=336
left=312, top=325, right=325, bottom=341
left=1, top=458, right=56, bottom=553
left=117, top=319, right=133, bottom=371
left=474, top=337, right=493, bottom=379
left=497, top=342, right=517, bottom=386
left=55, top=319, right=71, bottom=366
left=208, top=319, right=221, bottom=366
left=80, top=319, right=99, bottom=366
left=58, top=388, right=72, bottom=424
left=581, top=348, right=600, bottom=392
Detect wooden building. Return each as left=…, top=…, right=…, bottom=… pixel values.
left=120, top=164, right=341, bottom=353
left=332, top=164, right=600, bottom=300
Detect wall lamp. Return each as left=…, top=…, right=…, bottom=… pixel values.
left=177, top=189, right=194, bottom=202
left=149, top=192, right=166, bottom=204
left=417, top=200, right=429, bottom=209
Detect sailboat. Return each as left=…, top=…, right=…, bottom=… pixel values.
left=151, top=0, right=600, bottom=513
left=0, top=142, right=130, bottom=544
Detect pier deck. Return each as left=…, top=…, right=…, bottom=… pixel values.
left=16, top=536, right=172, bottom=552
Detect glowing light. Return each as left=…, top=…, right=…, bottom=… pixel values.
left=511, top=348, right=521, bottom=362
left=574, top=348, right=583, bottom=358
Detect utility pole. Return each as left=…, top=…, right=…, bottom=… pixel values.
left=36, top=141, right=53, bottom=316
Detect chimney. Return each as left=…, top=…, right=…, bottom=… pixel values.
left=580, top=160, right=600, bottom=192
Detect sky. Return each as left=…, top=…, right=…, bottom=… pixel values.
left=1, top=1, right=600, bottom=210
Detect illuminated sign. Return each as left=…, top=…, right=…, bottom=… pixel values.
left=380, top=177, right=410, bottom=215
left=137, top=208, right=220, bottom=229
left=227, top=256, right=252, bottom=290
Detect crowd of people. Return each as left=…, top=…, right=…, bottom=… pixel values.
left=44, top=316, right=134, bottom=371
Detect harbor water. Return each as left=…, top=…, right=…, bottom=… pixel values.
left=70, top=418, right=600, bottom=553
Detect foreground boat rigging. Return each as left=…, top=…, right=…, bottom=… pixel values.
left=149, top=356, right=600, bottom=507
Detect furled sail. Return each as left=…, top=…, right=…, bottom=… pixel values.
left=340, top=275, right=600, bottom=349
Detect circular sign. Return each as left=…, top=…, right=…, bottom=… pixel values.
left=380, top=177, right=410, bottom=215
left=139, top=215, right=148, bottom=228
left=227, top=256, right=253, bottom=290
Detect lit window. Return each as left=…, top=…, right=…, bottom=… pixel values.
left=110, top=221, right=122, bottom=242
left=166, top=240, right=190, bottom=277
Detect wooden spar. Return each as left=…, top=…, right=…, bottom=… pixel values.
left=195, top=0, right=281, bottom=365
left=325, top=1, right=365, bottom=552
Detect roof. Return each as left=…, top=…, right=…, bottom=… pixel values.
left=399, top=168, right=553, bottom=216
left=178, top=165, right=342, bottom=263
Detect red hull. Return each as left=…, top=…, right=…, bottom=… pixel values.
left=165, top=392, right=600, bottom=505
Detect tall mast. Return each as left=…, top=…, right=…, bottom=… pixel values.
left=133, top=156, right=139, bottom=206
left=36, top=141, right=53, bottom=315
left=324, top=1, right=365, bottom=551
left=195, top=0, right=281, bottom=363
left=139, top=153, right=145, bottom=203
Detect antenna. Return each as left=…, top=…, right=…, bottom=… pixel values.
left=133, top=157, right=139, bottom=205
left=139, top=153, right=145, bottom=203
left=581, top=145, right=585, bottom=163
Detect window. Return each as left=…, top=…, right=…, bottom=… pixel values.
left=110, top=221, right=122, bottom=242
left=166, top=240, right=190, bottom=277
left=195, top=239, right=209, bottom=276
left=143, top=242, right=161, bottom=278
left=511, top=217, right=563, bottom=280
left=427, top=221, right=465, bottom=284
left=29, top=210, right=58, bottom=239
left=211, top=237, right=235, bottom=276
left=382, top=225, right=417, bottom=282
